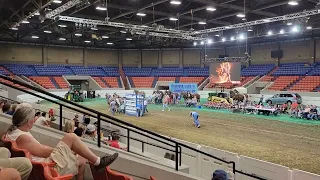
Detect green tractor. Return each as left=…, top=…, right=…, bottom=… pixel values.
left=65, top=85, right=84, bottom=102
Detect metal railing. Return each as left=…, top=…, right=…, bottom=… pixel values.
left=0, top=75, right=266, bottom=180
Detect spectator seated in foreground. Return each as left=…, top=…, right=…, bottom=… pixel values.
left=5, top=104, right=119, bottom=180
left=35, top=112, right=50, bottom=127
left=0, top=147, right=32, bottom=180
left=83, top=124, right=97, bottom=141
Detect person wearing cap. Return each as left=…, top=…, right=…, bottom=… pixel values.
left=212, top=169, right=228, bottom=180
left=84, top=124, right=97, bottom=141
left=190, top=111, right=200, bottom=128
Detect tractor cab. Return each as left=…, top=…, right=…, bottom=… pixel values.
left=217, top=92, right=230, bottom=99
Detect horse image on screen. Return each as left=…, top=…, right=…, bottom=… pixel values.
left=209, top=62, right=241, bottom=84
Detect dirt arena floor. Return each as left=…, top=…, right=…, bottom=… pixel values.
left=42, top=99, right=320, bottom=174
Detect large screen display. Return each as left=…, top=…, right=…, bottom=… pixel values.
left=209, top=62, right=241, bottom=84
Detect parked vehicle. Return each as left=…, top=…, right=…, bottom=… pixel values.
left=265, top=93, right=302, bottom=105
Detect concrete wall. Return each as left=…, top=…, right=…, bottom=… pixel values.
left=251, top=43, right=278, bottom=65
left=85, top=49, right=118, bottom=66
left=183, top=49, right=201, bottom=67
left=162, top=50, right=180, bottom=67
left=0, top=44, right=42, bottom=63
left=142, top=50, right=158, bottom=67
left=46, top=47, right=83, bottom=64
left=122, top=50, right=140, bottom=67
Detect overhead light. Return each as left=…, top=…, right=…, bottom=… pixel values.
left=200, top=41, right=204, bottom=45
left=102, top=36, right=109, bottom=39
left=96, top=6, right=107, bottom=11
left=206, top=7, right=216, bottom=12
left=248, top=29, right=253, bottom=32
left=225, top=26, right=230, bottom=29
left=91, top=27, right=98, bottom=30
left=236, top=13, right=245, bottom=18
left=193, top=42, right=197, bottom=46
left=58, top=24, right=67, bottom=28
left=21, top=20, right=30, bottom=24
left=84, top=40, right=91, bottom=43
left=306, top=26, right=312, bottom=30
left=44, top=30, right=52, bottom=34
left=267, top=30, right=273, bottom=36
left=31, top=36, right=39, bottom=39
left=53, top=0, right=62, bottom=3
left=59, top=37, right=66, bottom=41
left=126, top=38, right=133, bottom=41
left=287, top=22, right=293, bottom=26
left=238, top=34, right=245, bottom=40
left=215, top=34, right=220, bottom=37
left=263, top=19, right=271, bottom=22
left=169, top=17, right=178, bottom=21
left=136, top=13, right=146, bottom=17
left=207, top=39, right=213, bottom=44
left=279, top=29, right=285, bottom=34
left=120, top=30, right=127, bottom=34
left=222, top=37, right=226, bottom=42
left=34, top=12, right=40, bottom=16
left=288, top=1, right=298, bottom=6
left=198, top=21, right=206, bottom=25
left=230, top=36, right=235, bottom=41
left=75, top=33, right=82, bottom=37
left=292, top=26, right=299, bottom=33
left=107, top=42, right=113, bottom=45
left=11, top=27, right=18, bottom=30
left=170, top=0, right=181, bottom=5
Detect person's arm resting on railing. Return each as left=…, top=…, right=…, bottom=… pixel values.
left=16, top=134, right=53, bottom=158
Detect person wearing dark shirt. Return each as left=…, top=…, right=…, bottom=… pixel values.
left=2, top=103, right=11, bottom=114
left=307, top=106, right=318, bottom=120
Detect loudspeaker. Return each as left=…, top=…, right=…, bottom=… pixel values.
left=271, top=50, right=283, bottom=58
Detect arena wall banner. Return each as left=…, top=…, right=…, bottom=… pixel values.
left=169, top=83, right=198, bottom=93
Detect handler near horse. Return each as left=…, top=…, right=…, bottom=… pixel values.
left=190, top=111, right=200, bottom=128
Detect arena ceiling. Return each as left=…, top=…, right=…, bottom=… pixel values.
left=0, top=0, right=319, bottom=49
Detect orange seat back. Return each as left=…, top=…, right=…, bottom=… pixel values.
left=106, top=167, right=133, bottom=180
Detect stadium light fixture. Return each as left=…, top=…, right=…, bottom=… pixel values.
left=91, top=27, right=98, bottom=30
left=34, top=12, right=40, bottom=16
left=306, top=26, right=312, bottom=30
left=169, top=17, right=178, bottom=21
left=287, top=22, right=293, bottom=26
left=193, top=42, right=197, bottom=46
left=59, top=37, right=66, bottom=41
left=44, top=30, right=52, bottom=33
left=102, top=35, right=109, bottom=39
left=238, top=34, right=245, bottom=40
left=11, top=27, right=18, bottom=30
left=215, top=34, right=220, bottom=37
left=126, top=38, right=133, bottom=41
left=291, top=26, right=299, bottom=33
left=96, top=6, right=107, bottom=11
left=120, top=30, right=127, bottom=34
left=21, top=20, right=30, bottom=24
left=31, top=36, right=39, bottom=39
left=237, top=13, right=245, bottom=18
left=222, top=37, right=226, bottom=42
left=136, top=13, right=146, bottom=17
left=53, top=0, right=62, bottom=4
left=230, top=36, right=235, bottom=41
left=170, top=0, right=181, bottom=5
left=198, top=21, right=206, bottom=25
left=207, top=39, right=213, bottom=44
left=75, top=33, right=82, bottom=37
left=267, top=30, right=273, bottom=36
left=200, top=41, right=204, bottom=45
left=84, top=40, right=91, bottom=43
left=288, top=1, right=298, bottom=6
left=206, top=7, right=216, bottom=12
left=58, top=24, right=67, bottom=28
left=279, top=29, right=285, bottom=34
left=107, top=42, right=113, bottom=45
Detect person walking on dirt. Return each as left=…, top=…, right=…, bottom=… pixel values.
left=190, top=111, right=200, bottom=128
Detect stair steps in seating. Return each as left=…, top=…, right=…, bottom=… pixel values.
left=117, top=77, right=123, bottom=88
left=49, top=77, right=60, bottom=89
left=175, top=77, right=180, bottom=83
left=152, top=77, right=159, bottom=88
left=100, top=77, right=111, bottom=88
left=284, top=76, right=303, bottom=91
left=128, top=77, right=135, bottom=88
left=119, top=68, right=129, bottom=89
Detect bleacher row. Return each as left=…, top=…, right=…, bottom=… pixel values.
left=2, top=63, right=320, bottom=91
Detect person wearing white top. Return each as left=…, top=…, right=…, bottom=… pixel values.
left=6, top=104, right=118, bottom=180
left=34, top=112, right=50, bottom=127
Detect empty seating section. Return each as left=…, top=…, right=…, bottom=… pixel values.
left=124, top=67, right=152, bottom=77
left=131, top=77, right=154, bottom=88
left=239, top=76, right=254, bottom=86
left=0, top=66, right=11, bottom=75
left=179, top=77, right=205, bottom=85
left=70, top=66, right=106, bottom=76
left=93, top=77, right=108, bottom=88
left=158, top=77, right=176, bottom=81
left=53, top=77, right=69, bottom=89
left=290, top=76, right=320, bottom=92
left=34, top=65, right=74, bottom=76
left=4, top=64, right=37, bottom=76
left=272, top=63, right=313, bottom=76
left=30, top=76, right=56, bottom=89
left=241, top=64, right=275, bottom=76
left=102, top=77, right=119, bottom=88
left=101, top=67, right=120, bottom=76
left=268, top=76, right=299, bottom=91
left=259, top=75, right=275, bottom=82
left=188, top=67, right=209, bottom=76
left=153, top=68, right=183, bottom=77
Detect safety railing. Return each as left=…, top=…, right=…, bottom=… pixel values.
left=0, top=75, right=266, bottom=180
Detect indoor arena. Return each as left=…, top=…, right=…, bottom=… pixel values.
left=0, top=0, right=320, bottom=180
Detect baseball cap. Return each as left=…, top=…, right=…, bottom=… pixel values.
left=86, top=124, right=96, bottom=133
left=212, top=169, right=228, bottom=180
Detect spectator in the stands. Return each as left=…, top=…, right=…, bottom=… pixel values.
left=64, top=120, right=75, bottom=133
left=212, top=169, right=228, bottom=180
left=107, top=134, right=121, bottom=149
left=0, top=147, right=32, bottom=180
left=0, top=100, right=5, bottom=110
left=74, top=124, right=85, bottom=137
left=35, top=112, right=50, bottom=127
left=6, top=105, right=118, bottom=179
left=48, top=108, right=55, bottom=121
left=83, top=124, right=97, bottom=141
left=307, top=105, right=318, bottom=120
left=73, top=115, right=79, bottom=127
left=2, top=103, right=11, bottom=114
left=280, top=103, right=288, bottom=114
left=84, top=117, right=91, bottom=125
